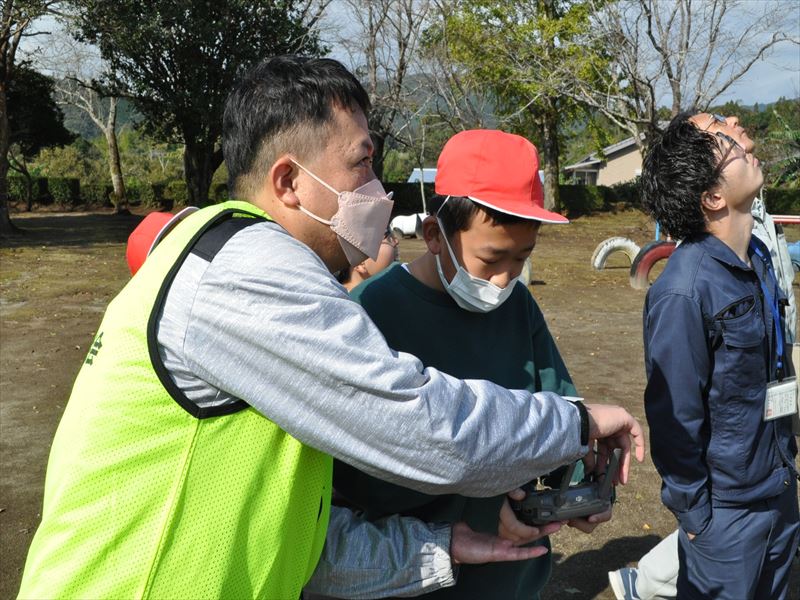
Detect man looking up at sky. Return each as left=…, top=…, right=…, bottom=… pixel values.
left=609, top=113, right=799, bottom=600
left=639, top=111, right=798, bottom=599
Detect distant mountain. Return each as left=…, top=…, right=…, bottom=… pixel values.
left=60, top=97, right=141, bottom=140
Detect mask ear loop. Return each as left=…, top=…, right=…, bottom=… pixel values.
left=434, top=196, right=461, bottom=268
left=436, top=195, right=451, bottom=217
left=435, top=195, right=452, bottom=238
left=290, top=158, right=341, bottom=195
left=290, top=158, right=341, bottom=225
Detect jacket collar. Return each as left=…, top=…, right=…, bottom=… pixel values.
left=686, top=232, right=755, bottom=271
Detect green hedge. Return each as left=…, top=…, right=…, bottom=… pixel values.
left=559, top=185, right=606, bottom=216
left=7, top=176, right=28, bottom=202
left=127, top=181, right=166, bottom=208
left=7, top=176, right=50, bottom=205
left=49, top=178, right=80, bottom=206
left=384, top=181, right=627, bottom=219
left=82, top=183, right=111, bottom=205
left=561, top=183, right=799, bottom=217
left=7, top=175, right=797, bottom=217
left=608, top=179, right=642, bottom=207
left=164, top=180, right=188, bottom=206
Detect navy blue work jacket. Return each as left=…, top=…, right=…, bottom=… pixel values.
left=643, top=233, right=797, bottom=536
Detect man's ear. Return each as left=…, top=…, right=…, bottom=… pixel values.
left=421, top=215, right=443, bottom=254
left=700, top=189, right=726, bottom=213
left=271, top=156, right=300, bottom=208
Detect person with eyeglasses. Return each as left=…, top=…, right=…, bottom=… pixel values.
left=609, top=113, right=799, bottom=600
left=610, top=111, right=799, bottom=600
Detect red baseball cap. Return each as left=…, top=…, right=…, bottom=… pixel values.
left=126, top=206, right=198, bottom=275
left=435, top=129, right=568, bottom=224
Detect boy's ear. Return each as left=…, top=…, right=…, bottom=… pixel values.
left=271, top=156, right=300, bottom=208
left=421, top=215, right=443, bottom=254
left=700, top=189, right=726, bottom=213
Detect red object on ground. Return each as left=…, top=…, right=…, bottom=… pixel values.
left=771, top=215, right=800, bottom=225
left=629, top=241, right=677, bottom=290
left=126, top=207, right=198, bottom=275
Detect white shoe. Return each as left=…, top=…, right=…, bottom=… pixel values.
left=608, top=567, right=641, bottom=600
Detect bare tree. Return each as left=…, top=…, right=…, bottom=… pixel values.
left=56, top=79, right=126, bottom=211
left=563, top=0, right=800, bottom=152
left=41, top=31, right=128, bottom=212
left=418, top=2, right=493, bottom=134
left=334, top=0, right=433, bottom=179
left=1, top=0, right=62, bottom=234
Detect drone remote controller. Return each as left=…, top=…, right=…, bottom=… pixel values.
left=510, top=448, right=621, bottom=526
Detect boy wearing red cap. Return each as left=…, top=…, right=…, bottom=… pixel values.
left=333, top=130, right=609, bottom=599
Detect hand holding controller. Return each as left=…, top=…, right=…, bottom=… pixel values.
left=509, top=448, right=621, bottom=526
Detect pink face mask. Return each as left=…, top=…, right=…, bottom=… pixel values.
left=291, top=159, right=394, bottom=266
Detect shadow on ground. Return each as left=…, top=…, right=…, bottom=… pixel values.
left=545, top=534, right=800, bottom=599
left=1, top=212, right=143, bottom=249
left=544, top=534, right=662, bottom=599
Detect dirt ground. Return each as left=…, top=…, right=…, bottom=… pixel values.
left=1, top=208, right=798, bottom=600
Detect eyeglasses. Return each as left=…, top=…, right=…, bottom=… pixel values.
left=703, top=114, right=727, bottom=131
left=382, top=229, right=399, bottom=247
left=715, top=131, right=745, bottom=155
left=712, top=131, right=747, bottom=177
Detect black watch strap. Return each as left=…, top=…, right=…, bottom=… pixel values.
left=571, top=400, right=590, bottom=447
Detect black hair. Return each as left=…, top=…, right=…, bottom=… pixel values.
left=222, top=55, right=370, bottom=195
left=335, top=268, right=351, bottom=285
left=428, top=195, right=539, bottom=237
left=641, top=111, right=723, bottom=240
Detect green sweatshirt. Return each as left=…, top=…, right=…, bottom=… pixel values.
left=335, top=263, right=577, bottom=600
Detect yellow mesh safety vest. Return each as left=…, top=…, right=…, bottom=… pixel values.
left=18, top=201, right=332, bottom=600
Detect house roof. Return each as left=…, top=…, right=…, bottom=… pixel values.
left=563, top=122, right=668, bottom=173
left=563, top=136, right=639, bottom=172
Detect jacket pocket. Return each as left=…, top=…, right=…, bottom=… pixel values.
left=718, top=304, right=766, bottom=397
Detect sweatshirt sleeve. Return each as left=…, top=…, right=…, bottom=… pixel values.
left=178, top=225, right=586, bottom=497
left=303, top=506, right=454, bottom=598
left=644, top=291, right=712, bottom=534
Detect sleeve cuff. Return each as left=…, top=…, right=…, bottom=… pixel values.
left=675, top=502, right=712, bottom=535
left=422, top=523, right=456, bottom=590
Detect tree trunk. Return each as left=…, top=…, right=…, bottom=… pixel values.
left=17, top=160, right=33, bottom=212
left=105, top=98, right=127, bottom=213
left=183, top=142, right=223, bottom=207
left=0, top=162, right=12, bottom=235
left=0, top=80, right=17, bottom=235
left=540, top=100, right=561, bottom=214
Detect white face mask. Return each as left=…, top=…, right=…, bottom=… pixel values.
left=292, top=159, right=394, bottom=266
left=434, top=218, right=521, bottom=313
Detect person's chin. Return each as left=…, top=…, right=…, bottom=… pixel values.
left=754, top=169, right=764, bottom=190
